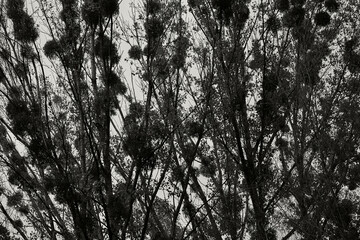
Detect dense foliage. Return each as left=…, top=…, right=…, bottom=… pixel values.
left=1, top=0, right=360, bottom=239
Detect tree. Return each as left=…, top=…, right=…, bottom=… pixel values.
left=1, top=0, right=360, bottom=239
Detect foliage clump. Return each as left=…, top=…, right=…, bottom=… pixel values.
left=7, top=0, right=38, bottom=42
left=256, top=97, right=279, bottom=125
left=6, top=99, right=31, bottom=136
left=263, top=72, right=279, bottom=92
left=290, top=0, right=306, bottom=6
left=199, top=156, right=216, bottom=177
left=325, top=0, right=339, bottom=12
left=7, top=191, right=23, bottom=207
left=95, top=35, right=120, bottom=64
left=186, top=121, right=203, bottom=137
left=123, top=131, right=156, bottom=169
left=43, top=40, right=62, bottom=59
left=233, top=2, right=250, bottom=29
left=82, top=1, right=101, bottom=26
left=292, top=21, right=314, bottom=49
left=275, top=0, right=290, bottom=11
left=188, top=0, right=201, bottom=8
left=17, top=205, right=30, bottom=215
left=82, top=0, right=118, bottom=26
left=6, top=0, right=24, bottom=19
left=13, top=220, right=23, bottom=228
left=144, top=18, right=165, bottom=41
left=20, top=44, right=36, bottom=59
left=212, top=0, right=229, bottom=25
left=314, top=11, right=331, bottom=26
left=128, top=45, right=142, bottom=60
left=249, top=41, right=263, bottom=69
left=13, top=14, right=38, bottom=42
left=60, top=4, right=79, bottom=23
left=0, top=224, right=11, bottom=239
left=147, top=0, right=162, bottom=15
left=103, top=71, right=120, bottom=86
left=283, top=7, right=305, bottom=27
left=267, top=15, right=281, bottom=33
left=172, top=35, right=191, bottom=69
left=328, top=199, right=354, bottom=229
left=100, top=0, right=119, bottom=17
left=344, top=38, right=360, bottom=73
left=122, top=103, right=158, bottom=169
left=211, top=0, right=249, bottom=27
left=14, top=63, right=27, bottom=79
left=0, top=68, right=6, bottom=83
left=103, top=71, right=127, bottom=95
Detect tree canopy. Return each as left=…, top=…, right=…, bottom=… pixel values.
left=1, top=0, right=360, bottom=239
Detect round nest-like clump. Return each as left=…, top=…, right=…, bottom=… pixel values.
left=275, top=0, right=290, bottom=12
left=102, top=71, right=127, bottom=95
left=267, top=15, right=281, bottom=33
left=263, top=73, right=279, bottom=92
left=43, top=40, right=62, bottom=59
left=314, top=11, right=331, bottom=26
left=325, top=0, right=339, bottom=12
left=291, top=0, right=306, bottom=6
left=282, top=7, right=305, bottom=27
left=144, top=18, right=164, bottom=40
left=103, top=71, right=120, bottom=86
left=6, top=0, right=24, bottom=19
left=20, top=45, right=36, bottom=59
left=95, top=35, right=120, bottom=64
left=13, top=13, right=39, bottom=42
left=82, top=2, right=101, bottom=26
left=147, top=0, right=161, bottom=15
left=128, top=45, right=142, bottom=60
left=100, top=0, right=119, bottom=17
